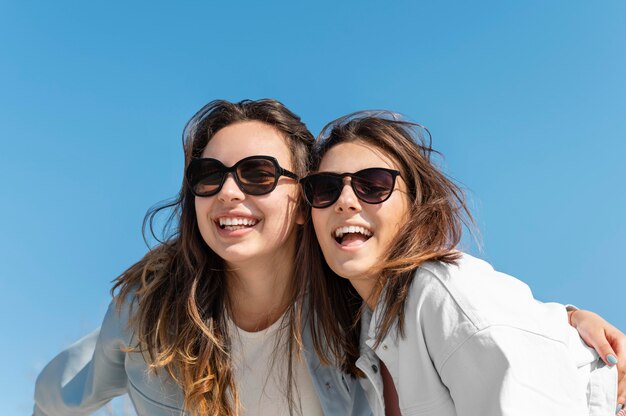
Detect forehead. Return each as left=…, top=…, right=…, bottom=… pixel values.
left=318, top=139, right=399, bottom=173
left=201, top=121, right=292, bottom=167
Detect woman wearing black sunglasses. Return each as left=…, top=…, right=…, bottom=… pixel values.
left=300, top=112, right=624, bottom=415
left=34, top=100, right=624, bottom=416
left=34, top=99, right=373, bottom=416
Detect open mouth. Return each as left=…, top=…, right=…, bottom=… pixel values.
left=333, top=225, right=373, bottom=247
left=216, top=217, right=258, bottom=231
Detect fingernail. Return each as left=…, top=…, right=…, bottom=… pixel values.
left=607, top=354, right=618, bottom=366
left=616, top=403, right=623, bottom=414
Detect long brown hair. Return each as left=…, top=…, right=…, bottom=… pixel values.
left=298, top=111, right=472, bottom=376
left=112, top=99, right=313, bottom=415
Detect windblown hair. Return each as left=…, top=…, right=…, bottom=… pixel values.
left=298, top=111, right=473, bottom=376
left=112, top=99, right=313, bottom=415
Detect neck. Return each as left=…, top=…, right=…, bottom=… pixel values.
left=226, top=242, right=296, bottom=332
left=348, top=275, right=381, bottom=311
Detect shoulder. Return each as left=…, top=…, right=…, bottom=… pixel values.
left=418, top=252, right=528, bottom=295
left=99, top=291, right=138, bottom=347
left=402, top=253, right=570, bottom=370
left=408, top=252, right=566, bottom=335
left=412, top=253, right=532, bottom=322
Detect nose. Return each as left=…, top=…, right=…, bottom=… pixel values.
left=334, top=178, right=361, bottom=213
left=217, top=173, right=245, bottom=203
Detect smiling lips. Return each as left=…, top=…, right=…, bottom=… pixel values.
left=334, top=225, right=373, bottom=246
left=217, top=217, right=258, bottom=231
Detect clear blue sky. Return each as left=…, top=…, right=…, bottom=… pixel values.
left=1, top=1, right=624, bottom=413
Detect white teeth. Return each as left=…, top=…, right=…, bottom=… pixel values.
left=218, top=217, right=257, bottom=227
left=334, top=226, right=372, bottom=238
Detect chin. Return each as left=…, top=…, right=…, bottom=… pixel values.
left=327, top=260, right=371, bottom=280
left=210, top=244, right=252, bottom=262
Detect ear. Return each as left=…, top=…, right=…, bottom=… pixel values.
left=295, top=199, right=309, bottom=226
left=295, top=208, right=306, bottom=225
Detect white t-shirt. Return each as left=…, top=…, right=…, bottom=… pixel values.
left=229, top=315, right=324, bottom=416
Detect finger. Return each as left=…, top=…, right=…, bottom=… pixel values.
left=618, top=370, right=626, bottom=411
left=584, top=333, right=618, bottom=367
left=605, top=327, right=626, bottom=377
left=610, top=332, right=626, bottom=375
left=618, top=359, right=626, bottom=403
left=605, top=327, right=626, bottom=411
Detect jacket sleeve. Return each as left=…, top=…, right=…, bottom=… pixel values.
left=33, top=300, right=130, bottom=415
left=438, top=325, right=589, bottom=416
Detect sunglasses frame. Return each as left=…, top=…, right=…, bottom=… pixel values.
left=186, top=155, right=298, bottom=197
left=300, top=167, right=401, bottom=209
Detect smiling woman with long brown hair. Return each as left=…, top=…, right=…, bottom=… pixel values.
left=33, top=99, right=371, bottom=416
left=299, top=111, right=625, bottom=415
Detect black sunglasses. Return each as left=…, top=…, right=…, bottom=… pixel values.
left=300, top=168, right=401, bottom=208
left=186, top=155, right=298, bottom=197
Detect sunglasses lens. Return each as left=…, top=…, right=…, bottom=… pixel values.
left=303, top=174, right=342, bottom=208
left=352, top=168, right=395, bottom=203
left=236, top=158, right=279, bottom=195
left=189, top=160, right=226, bottom=196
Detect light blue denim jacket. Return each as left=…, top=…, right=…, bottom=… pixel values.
left=33, top=297, right=372, bottom=415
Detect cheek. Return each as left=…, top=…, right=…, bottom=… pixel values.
left=389, top=192, right=410, bottom=225
left=377, top=203, right=409, bottom=244
left=387, top=209, right=408, bottom=230
left=193, top=198, right=201, bottom=219
left=255, top=191, right=301, bottom=237
left=274, top=188, right=302, bottom=222
left=194, top=198, right=211, bottom=226
left=194, top=198, right=204, bottom=217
